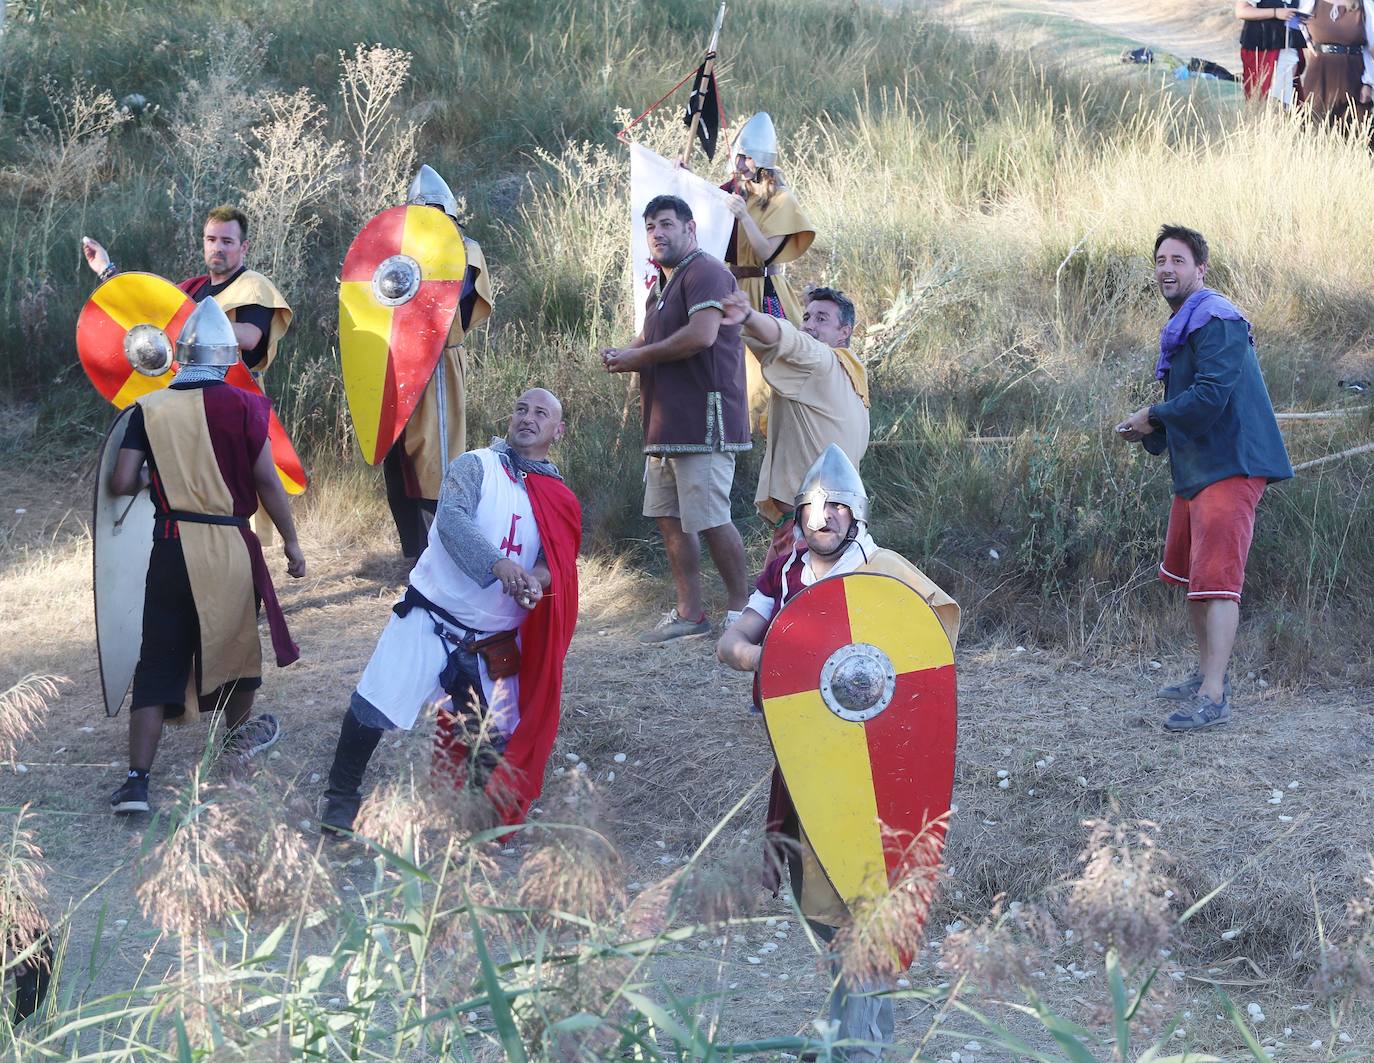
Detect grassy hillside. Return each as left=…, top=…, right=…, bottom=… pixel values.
left=3, top=0, right=1373, bottom=671
left=3, top=1, right=1374, bottom=1057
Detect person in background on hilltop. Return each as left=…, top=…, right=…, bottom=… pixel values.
left=602, top=194, right=752, bottom=644
left=718, top=285, right=870, bottom=564
left=82, top=205, right=292, bottom=381
left=1236, top=1, right=1308, bottom=103
left=720, top=112, right=816, bottom=430
left=1296, top=0, right=1374, bottom=126
left=1115, top=224, right=1292, bottom=732
left=383, top=166, right=496, bottom=561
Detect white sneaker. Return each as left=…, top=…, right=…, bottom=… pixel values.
left=723, top=609, right=745, bottom=629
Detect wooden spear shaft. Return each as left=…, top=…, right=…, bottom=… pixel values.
left=679, top=1, right=727, bottom=166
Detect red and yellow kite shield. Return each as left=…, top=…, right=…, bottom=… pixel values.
left=76, top=272, right=307, bottom=495
left=758, top=572, right=957, bottom=909
left=339, top=205, right=467, bottom=465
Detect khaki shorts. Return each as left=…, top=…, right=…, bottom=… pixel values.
left=642, top=451, right=735, bottom=535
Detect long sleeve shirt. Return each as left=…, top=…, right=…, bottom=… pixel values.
left=1143, top=317, right=1293, bottom=498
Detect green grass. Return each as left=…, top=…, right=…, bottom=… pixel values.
left=1, top=0, right=1372, bottom=670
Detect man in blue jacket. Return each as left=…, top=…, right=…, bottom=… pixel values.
left=1117, top=224, right=1292, bottom=732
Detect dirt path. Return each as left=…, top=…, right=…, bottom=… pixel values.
left=3, top=456, right=1373, bottom=1053
left=924, top=0, right=1242, bottom=74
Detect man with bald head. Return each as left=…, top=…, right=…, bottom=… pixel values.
left=320, top=388, right=583, bottom=832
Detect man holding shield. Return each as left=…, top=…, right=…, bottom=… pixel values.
left=81, top=205, right=292, bottom=378
left=107, top=297, right=305, bottom=815
left=383, top=165, right=496, bottom=559
left=716, top=445, right=959, bottom=1059
left=602, top=194, right=752, bottom=643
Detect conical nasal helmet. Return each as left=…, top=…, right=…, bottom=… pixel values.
left=794, top=444, right=867, bottom=531
left=731, top=111, right=779, bottom=169
left=407, top=164, right=458, bottom=220
left=175, top=297, right=239, bottom=367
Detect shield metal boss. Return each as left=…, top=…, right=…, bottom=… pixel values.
left=339, top=205, right=467, bottom=465
left=76, top=272, right=195, bottom=407
left=758, top=572, right=957, bottom=909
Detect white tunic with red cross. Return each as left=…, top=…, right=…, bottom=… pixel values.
left=356, top=447, right=541, bottom=732
left=410, top=446, right=543, bottom=634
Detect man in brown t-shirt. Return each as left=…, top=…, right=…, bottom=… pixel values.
left=603, top=195, right=751, bottom=642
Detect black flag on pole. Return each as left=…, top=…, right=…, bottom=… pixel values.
left=682, top=54, right=722, bottom=160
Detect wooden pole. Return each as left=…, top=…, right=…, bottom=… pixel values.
left=1293, top=441, right=1374, bottom=473
left=679, top=2, right=727, bottom=166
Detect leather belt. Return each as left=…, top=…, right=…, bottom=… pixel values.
left=729, top=265, right=783, bottom=279
left=1318, top=43, right=1365, bottom=55
left=163, top=510, right=249, bottom=528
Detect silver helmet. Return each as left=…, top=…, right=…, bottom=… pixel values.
left=795, top=444, right=868, bottom=531
left=174, top=297, right=239, bottom=367
left=407, top=164, right=458, bottom=220
left=731, top=111, right=778, bottom=170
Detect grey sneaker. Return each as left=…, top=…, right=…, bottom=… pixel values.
left=1157, top=671, right=1231, bottom=701
left=1163, top=693, right=1230, bottom=732
left=639, top=608, right=711, bottom=644
left=226, top=713, right=281, bottom=760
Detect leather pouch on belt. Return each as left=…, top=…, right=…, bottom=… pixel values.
left=474, top=629, right=521, bottom=680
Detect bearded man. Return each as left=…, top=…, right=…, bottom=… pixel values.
left=602, top=194, right=751, bottom=642
left=82, top=205, right=292, bottom=378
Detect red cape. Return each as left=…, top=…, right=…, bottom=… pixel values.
left=177, top=275, right=210, bottom=297
left=489, top=471, right=582, bottom=824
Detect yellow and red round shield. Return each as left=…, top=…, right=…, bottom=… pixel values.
left=75, top=272, right=308, bottom=495
left=339, top=205, right=467, bottom=465
left=76, top=272, right=191, bottom=408
left=758, top=572, right=957, bottom=909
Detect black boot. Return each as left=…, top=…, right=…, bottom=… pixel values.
left=321, top=708, right=383, bottom=836
left=12, top=937, right=52, bottom=1023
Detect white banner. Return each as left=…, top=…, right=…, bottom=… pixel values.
left=628, top=142, right=735, bottom=333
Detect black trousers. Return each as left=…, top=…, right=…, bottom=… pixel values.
left=382, top=443, right=436, bottom=559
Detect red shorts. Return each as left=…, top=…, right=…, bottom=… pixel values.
left=1159, top=476, right=1267, bottom=601
left=1241, top=48, right=1279, bottom=100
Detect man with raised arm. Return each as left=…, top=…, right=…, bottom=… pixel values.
left=320, top=388, right=582, bottom=833
left=720, top=285, right=869, bottom=560
left=602, top=194, right=752, bottom=642
left=82, top=204, right=292, bottom=378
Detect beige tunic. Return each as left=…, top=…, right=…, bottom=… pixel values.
left=727, top=185, right=816, bottom=427
left=140, top=389, right=261, bottom=719
left=749, top=319, right=870, bottom=524
left=400, top=237, right=494, bottom=499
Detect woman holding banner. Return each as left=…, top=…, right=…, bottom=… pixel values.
left=721, top=112, right=816, bottom=426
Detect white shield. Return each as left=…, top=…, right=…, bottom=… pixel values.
left=94, top=407, right=155, bottom=716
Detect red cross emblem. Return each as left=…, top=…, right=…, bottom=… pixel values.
left=500, top=514, right=523, bottom=558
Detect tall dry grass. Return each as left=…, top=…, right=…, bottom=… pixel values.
left=4, top=0, right=1369, bottom=667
